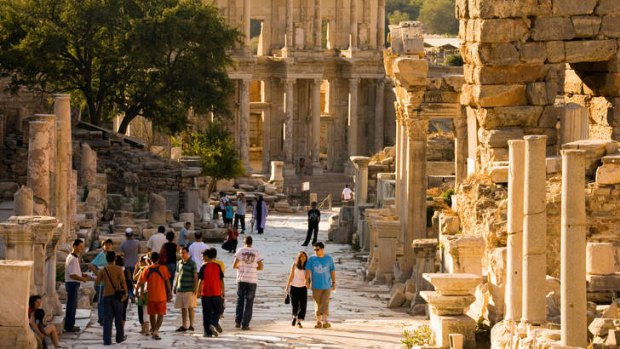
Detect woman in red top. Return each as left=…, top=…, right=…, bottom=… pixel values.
left=28, top=295, right=60, bottom=348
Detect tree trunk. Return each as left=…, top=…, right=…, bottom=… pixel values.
left=206, top=179, right=217, bottom=201
left=117, top=113, right=137, bottom=135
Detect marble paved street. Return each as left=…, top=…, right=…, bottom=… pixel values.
left=60, top=212, right=422, bottom=348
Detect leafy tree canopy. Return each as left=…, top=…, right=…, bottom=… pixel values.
left=0, top=0, right=241, bottom=134
left=386, top=0, right=458, bottom=35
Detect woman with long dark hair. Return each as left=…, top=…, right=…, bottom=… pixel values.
left=285, top=251, right=308, bottom=328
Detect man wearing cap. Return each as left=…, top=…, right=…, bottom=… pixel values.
left=120, top=228, right=140, bottom=302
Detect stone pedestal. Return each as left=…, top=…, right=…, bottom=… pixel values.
left=270, top=161, right=284, bottom=181
left=179, top=212, right=195, bottom=229
left=80, top=143, right=97, bottom=187
left=13, top=186, right=33, bottom=216
left=351, top=156, right=371, bottom=230
left=0, top=261, right=38, bottom=349
left=372, top=220, right=400, bottom=284
left=149, top=193, right=167, bottom=225
left=560, top=149, right=587, bottom=348
left=442, top=236, right=485, bottom=276
left=410, top=239, right=439, bottom=301
left=560, top=103, right=589, bottom=145
left=586, top=243, right=615, bottom=276
left=184, top=187, right=202, bottom=219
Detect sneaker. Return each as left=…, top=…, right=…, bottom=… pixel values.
left=215, top=324, right=223, bottom=333
left=292, top=317, right=297, bottom=326
left=176, top=326, right=187, bottom=332
left=188, top=326, right=195, bottom=331
left=235, top=323, right=241, bottom=329
left=64, top=326, right=80, bottom=333
left=209, top=325, right=219, bottom=337
left=241, top=326, right=250, bottom=331
left=314, top=321, right=322, bottom=328
left=322, top=322, right=331, bottom=329
left=301, top=243, right=308, bottom=246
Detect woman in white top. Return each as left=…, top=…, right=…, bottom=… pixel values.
left=286, top=251, right=308, bottom=328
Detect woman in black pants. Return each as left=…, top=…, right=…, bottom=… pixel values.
left=286, top=251, right=308, bottom=327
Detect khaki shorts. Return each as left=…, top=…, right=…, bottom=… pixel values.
left=174, top=291, right=197, bottom=309
left=312, top=288, right=331, bottom=317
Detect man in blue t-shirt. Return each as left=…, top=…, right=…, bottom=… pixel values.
left=305, top=242, right=336, bottom=329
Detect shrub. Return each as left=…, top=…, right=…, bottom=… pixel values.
left=402, top=325, right=434, bottom=348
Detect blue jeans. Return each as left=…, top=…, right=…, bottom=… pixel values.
left=202, top=296, right=223, bottom=336
left=102, top=295, right=125, bottom=345
left=235, top=282, right=257, bottom=327
left=96, top=284, right=104, bottom=325
left=64, top=282, right=80, bottom=330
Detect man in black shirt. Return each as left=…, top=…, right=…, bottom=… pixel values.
left=302, top=202, right=321, bottom=246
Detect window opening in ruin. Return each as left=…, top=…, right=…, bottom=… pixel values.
left=250, top=19, right=264, bottom=56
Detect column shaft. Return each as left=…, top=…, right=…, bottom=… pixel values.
left=285, top=0, right=294, bottom=48
left=522, top=135, right=548, bottom=325
left=27, top=118, right=53, bottom=216
left=311, top=78, right=322, bottom=171
left=505, top=140, right=525, bottom=322
left=348, top=78, right=360, bottom=157
left=374, top=80, right=385, bottom=153
left=243, top=0, right=251, bottom=54
left=349, top=0, right=357, bottom=49
left=561, top=149, right=587, bottom=347
left=454, top=115, right=467, bottom=186
left=284, top=79, right=295, bottom=168
left=314, top=0, right=322, bottom=49
left=54, top=94, right=72, bottom=242
left=239, top=79, right=251, bottom=171
left=377, top=0, right=386, bottom=47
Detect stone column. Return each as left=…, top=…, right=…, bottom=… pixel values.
left=560, top=149, right=587, bottom=348
left=348, top=78, right=360, bottom=157
left=149, top=193, right=167, bottom=225
left=522, top=135, right=548, bottom=325
left=68, top=169, right=77, bottom=239
left=13, top=186, right=33, bottom=216
left=377, top=0, right=386, bottom=47
left=270, top=161, right=284, bottom=181
left=239, top=79, right=252, bottom=172
left=351, top=156, right=371, bottom=232
left=505, top=140, right=525, bottom=322
left=374, top=80, right=385, bottom=153
left=349, top=0, right=358, bottom=50
left=454, top=114, right=467, bottom=186
left=0, top=261, right=38, bottom=349
left=27, top=118, right=53, bottom=216
left=80, top=142, right=97, bottom=187
left=284, top=79, right=295, bottom=175
left=400, top=117, right=428, bottom=280
left=285, top=0, right=294, bottom=48
left=54, top=94, right=72, bottom=241
left=242, top=0, right=251, bottom=54
left=311, top=78, right=322, bottom=173
left=560, top=103, right=589, bottom=145
left=314, top=0, right=322, bottom=50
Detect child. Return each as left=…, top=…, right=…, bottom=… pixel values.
left=221, top=228, right=238, bottom=253
left=29, top=295, right=60, bottom=348
left=224, top=201, right=234, bottom=228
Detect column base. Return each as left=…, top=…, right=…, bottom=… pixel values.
left=310, top=162, right=323, bottom=175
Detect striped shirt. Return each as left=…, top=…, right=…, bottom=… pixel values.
left=175, top=259, right=197, bottom=293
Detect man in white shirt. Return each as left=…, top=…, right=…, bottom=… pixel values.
left=64, top=239, right=94, bottom=332
left=147, top=226, right=167, bottom=253
left=188, top=232, right=210, bottom=267
left=341, top=184, right=354, bottom=202
left=233, top=236, right=263, bottom=330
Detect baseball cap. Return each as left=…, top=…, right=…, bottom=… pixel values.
left=125, top=227, right=134, bottom=236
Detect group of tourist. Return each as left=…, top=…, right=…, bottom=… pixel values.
left=213, top=192, right=268, bottom=234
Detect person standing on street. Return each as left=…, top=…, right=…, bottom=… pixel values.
left=341, top=184, right=353, bottom=202
left=305, top=242, right=336, bottom=329
left=196, top=248, right=225, bottom=338
left=119, top=228, right=139, bottom=302
left=285, top=251, right=308, bottom=328
left=64, top=239, right=94, bottom=333
left=188, top=232, right=210, bottom=267
left=252, top=195, right=268, bottom=234
left=147, top=226, right=167, bottom=253
left=234, top=193, right=247, bottom=234
left=159, top=231, right=178, bottom=287
left=178, top=222, right=192, bottom=248
left=174, top=246, right=198, bottom=332
left=233, top=236, right=264, bottom=330
left=302, top=202, right=321, bottom=246
left=96, top=251, right=128, bottom=345
left=138, top=252, right=172, bottom=340
left=89, top=238, right=114, bottom=326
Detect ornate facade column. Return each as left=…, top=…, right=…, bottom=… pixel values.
left=314, top=0, right=322, bottom=50
left=347, top=78, right=360, bottom=157
left=239, top=79, right=252, bottom=172
left=242, top=0, right=251, bottom=55
left=311, top=78, right=322, bottom=173
left=374, top=80, right=385, bottom=153
left=284, top=79, right=296, bottom=175
left=349, top=0, right=358, bottom=50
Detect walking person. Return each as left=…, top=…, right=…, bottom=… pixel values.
left=233, top=236, right=264, bottom=330
left=159, top=231, right=178, bottom=287
left=302, top=201, right=321, bottom=246
left=252, top=195, right=268, bottom=234
left=188, top=232, right=209, bottom=267
left=173, top=246, right=198, bottom=332
left=305, top=242, right=336, bottom=329
left=285, top=251, right=308, bottom=328
left=119, top=228, right=139, bottom=302
left=96, top=251, right=128, bottom=345
left=64, top=238, right=94, bottom=333
left=134, top=255, right=151, bottom=335
left=341, top=184, right=353, bottom=202
left=29, top=295, right=61, bottom=348
left=224, top=201, right=234, bottom=228
left=114, top=255, right=131, bottom=327
left=89, top=238, right=114, bottom=326
left=138, top=252, right=172, bottom=340
left=178, top=222, right=192, bottom=248
left=147, top=226, right=167, bottom=253
left=234, top=193, right=247, bottom=234
left=213, top=192, right=229, bottom=220
left=196, top=249, right=225, bottom=337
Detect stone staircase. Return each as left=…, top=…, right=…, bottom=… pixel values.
left=284, top=172, right=352, bottom=206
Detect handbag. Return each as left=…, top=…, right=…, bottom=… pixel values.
left=284, top=293, right=290, bottom=304
left=104, top=267, right=127, bottom=301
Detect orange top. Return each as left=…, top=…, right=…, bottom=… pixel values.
left=139, top=264, right=170, bottom=302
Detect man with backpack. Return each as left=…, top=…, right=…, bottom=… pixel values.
left=138, top=252, right=172, bottom=340
left=302, top=202, right=321, bottom=246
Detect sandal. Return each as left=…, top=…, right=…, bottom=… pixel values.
left=314, top=321, right=322, bottom=328
left=322, top=322, right=331, bottom=328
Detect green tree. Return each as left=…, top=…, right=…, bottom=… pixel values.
left=418, top=0, right=459, bottom=35
left=388, top=10, right=411, bottom=25
left=0, top=0, right=240, bottom=134
left=183, top=122, right=245, bottom=198
left=386, top=0, right=424, bottom=21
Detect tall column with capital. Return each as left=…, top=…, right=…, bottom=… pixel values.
left=242, top=0, right=251, bottom=55
left=284, top=79, right=295, bottom=175
left=314, top=0, right=322, bottom=50
left=377, top=0, right=386, bottom=47
left=239, top=79, right=252, bottom=172
left=285, top=0, right=294, bottom=49
left=374, top=80, right=385, bottom=153
left=311, top=78, right=323, bottom=173
left=348, top=78, right=360, bottom=158
left=349, top=0, right=358, bottom=50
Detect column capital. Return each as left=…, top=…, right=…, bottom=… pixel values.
left=283, top=78, right=297, bottom=86
left=312, top=77, right=323, bottom=85
left=349, top=77, right=361, bottom=85
left=405, top=118, right=428, bottom=140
